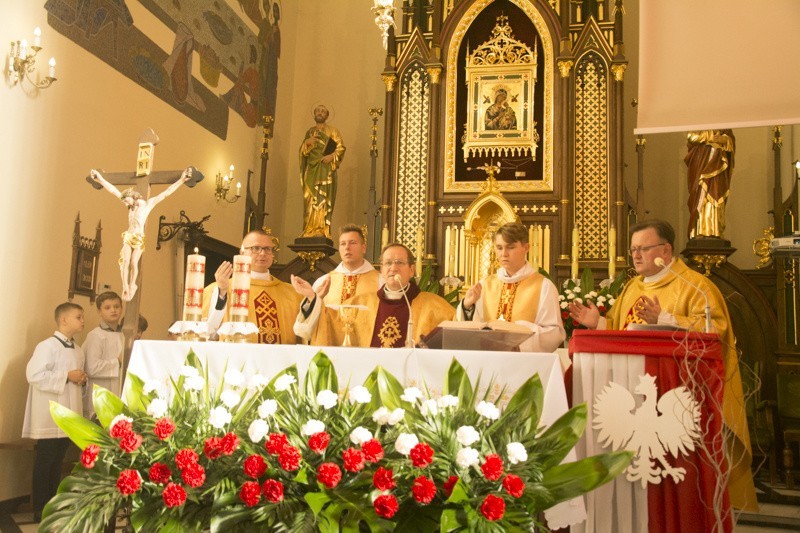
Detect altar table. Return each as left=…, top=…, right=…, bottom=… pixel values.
left=125, top=340, right=585, bottom=529
left=570, top=330, right=731, bottom=533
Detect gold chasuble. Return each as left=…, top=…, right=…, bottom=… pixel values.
left=311, top=270, right=381, bottom=346
left=202, top=278, right=301, bottom=344
left=606, top=258, right=756, bottom=510
left=480, top=273, right=544, bottom=322
left=317, top=283, right=454, bottom=348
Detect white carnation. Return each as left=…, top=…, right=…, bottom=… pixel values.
left=248, top=419, right=269, bottom=442
left=348, top=386, right=371, bottom=404
left=247, top=373, right=269, bottom=390
left=220, top=389, right=241, bottom=408
left=573, top=286, right=581, bottom=293
left=395, top=433, right=419, bottom=456
left=208, top=406, right=232, bottom=429
left=560, top=301, right=569, bottom=309
left=350, top=426, right=373, bottom=445
left=224, top=368, right=245, bottom=388
left=438, top=395, right=459, bottom=409
left=456, top=447, right=480, bottom=468
left=400, top=387, right=423, bottom=403
left=573, top=297, right=583, bottom=304
left=456, top=425, right=480, bottom=446
left=372, top=406, right=391, bottom=425
left=146, top=398, right=168, bottom=418
left=316, top=389, right=338, bottom=409
left=420, top=399, right=439, bottom=416
left=180, top=365, right=199, bottom=378
left=608, top=297, right=616, bottom=306
left=274, top=374, right=296, bottom=391
left=476, top=400, right=500, bottom=420
left=185, top=375, right=205, bottom=391
left=558, top=294, right=565, bottom=302
left=507, top=442, right=528, bottom=464
left=388, top=408, right=405, bottom=426
left=301, top=419, right=325, bottom=436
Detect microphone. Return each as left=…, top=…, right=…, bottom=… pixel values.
left=394, top=274, right=415, bottom=348
left=654, top=257, right=712, bottom=333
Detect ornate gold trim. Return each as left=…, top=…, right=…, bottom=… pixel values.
left=297, top=251, right=326, bottom=272
left=558, top=59, right=574, bottom=78
left=427, top=66, right=442, bottom=84
left=753, top=226, right=774, bottom=269
left=611, top=63, right=627, bottom=82
left=381, top=73, right=397, bottom=92
left=444, top=0, right=554, bottom=193
left=773, top=126, right=783, bottom=148
left=689, top=253, right=727, bottom=276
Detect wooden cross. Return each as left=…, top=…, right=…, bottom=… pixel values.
left=85, top=128, right=204, bottom=389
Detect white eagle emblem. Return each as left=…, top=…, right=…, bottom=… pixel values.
left=593, top=373, right=701, bottom=486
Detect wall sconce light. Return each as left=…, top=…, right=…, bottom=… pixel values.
left=8, top=26, right=57, bottom=89
left=372, top=0, right=396, bottom=50
left=215, top=164, right=241, bottom=203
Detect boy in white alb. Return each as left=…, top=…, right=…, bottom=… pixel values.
left=22, top=302, right=87, bottom=523
left=82, top=291, right=124, bottom=419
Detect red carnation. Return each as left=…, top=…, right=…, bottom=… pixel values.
left=308, top=431, right=331, bottom=453
left=598, top=305, right=607, bottom=313
left=443, top=475, right=459, bottom=498
left=266, top=433, right=290, bottom=455
left=411, top=476, right=437, bottom=505
left=116, top=469, right=141, bottom=496
left=373, top=466, right=396, bottom=491
left=572, top=319, right=580, bottom=327
left=342, top=447, right=365, bottom=472
left=561, top=310, right=569, bottom=320
left=503, top=474, right=525, bottom=498
left=239, top=481, right=262, bottom=507
left=361, top=439, right=384, bottom=463
left=221, top=432, right=239, bottom=455
left=373, top=494, right=399, bottom=519
left=410, top=442, right=434, bottom=468
left=278, top=445, right=301, bottom=471
left=119, top=432, right=143, bottom=453
left=154, top=417, right=176, bottom=440
left=204, top=436, right=223, bottom=460
left=262, top=479, right=284, bottom=503
left=244, top=454, right=268, bottom=479
left=480, top=494, right=506, bottom=521
left=317, top=462, right=343, bottom=489
left=181, top=462, right=206, bottom=488
left=80, top=444, right=99, bottom=468
left=162, top=483, right=187, bottom=508
left=110, top=418, right=133, bottom=439
left=148, top=463, right=172, bottom=484
left=481, top=453, right=504, bottom=481
left=175, top=448, right=199, bottom=470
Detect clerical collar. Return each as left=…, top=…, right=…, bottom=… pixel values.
left=100, top=320, right=122, bottom=332
left=380, top=281, right=420, bottom=301
left=644, top=258, right=674, bottom=283
left=497, top=263, right=534, bottom=283
left=53, top=331, right=75, bottom=348
left=335, top=261, right=375, bottom=275
left=251, top=270, right=272, bottom=281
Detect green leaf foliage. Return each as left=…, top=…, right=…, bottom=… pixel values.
left=49, top=401, right=105, bottom=449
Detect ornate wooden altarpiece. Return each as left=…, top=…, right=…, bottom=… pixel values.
left=377, top=0, right=629, bottom=286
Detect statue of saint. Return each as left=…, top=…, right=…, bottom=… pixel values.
left=484, top=88, right=517, bottom=131
left=90, top=168, right=192, bottom=300
left=684, top=129, right=735, bottom=239
left=299, top=105, right=345, bottom=239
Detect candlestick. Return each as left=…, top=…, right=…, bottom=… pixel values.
left=527, top=225, right=534, bottom=265
left=230, top=255, right=252, bottom=321
left=182, top=250, right=206, bottom=321
left=381, top=224, right=389, bottom=250
left=571, top=228, right=579, bottom=280
left=608, top=226, right=616, bottom=279
left=543, top=225, right=551, bottom=274
left=531, top=225, right=539, bottom=271
left=458, top=226, right=466, bottom=277
left=415, top=227, right=423, bottom=276
left=444, top=225, right=451, bottom=277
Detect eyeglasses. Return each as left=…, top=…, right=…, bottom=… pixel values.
left=381, top=259, right=409, bottom=267
left=628, top=243, right=666, bottom=256
left=244, top=246, right=275, bottom=255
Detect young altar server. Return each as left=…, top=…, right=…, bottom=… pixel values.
left=82, top=291, right=124, bottom=419
left=292, top=224, right=381, bottom=345
left=457, top=222, right=565, bottom=352
left=22, top=302, right=87, bottom=523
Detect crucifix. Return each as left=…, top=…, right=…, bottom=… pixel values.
left=85, top=128, right=204, bottom=386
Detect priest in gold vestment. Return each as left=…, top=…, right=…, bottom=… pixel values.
left=293, top=225, right=380, bottom=345
left=203, top=230, right=301, bottom=344
left=303, top=244, right=454, bottom=348
left=457, top=222, right=565, bottom=352
left=569, top=220, right=756, bottom=511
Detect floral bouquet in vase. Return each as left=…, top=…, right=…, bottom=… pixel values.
left=554, top=268, right=626, bottom=340
left=44, top=350, right=631, bottom=531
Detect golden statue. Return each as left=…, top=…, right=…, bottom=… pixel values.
left=684, top=129, right=735, bottom=239
left=299, top=105, right=346, bottom=239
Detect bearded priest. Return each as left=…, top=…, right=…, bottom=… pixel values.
left=456, top=222, right=565, bottom=353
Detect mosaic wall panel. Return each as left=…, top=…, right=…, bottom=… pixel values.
left=574, top=53, right=609, bottom=260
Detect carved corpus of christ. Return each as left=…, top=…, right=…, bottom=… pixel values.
left=86, top=128, right=203, bottom=301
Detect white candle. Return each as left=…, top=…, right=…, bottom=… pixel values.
left=608, top=226, right=616, bottom=279
left=571, top=228, right=579, bottom=280
left=415, top=227, right=423, bottom=275
left=381, top=224, right=389, bottom=249
left=458, top=226, right=466, bottom=277
left=543, top=225, right=551, bottom=274
left=449, top=225, right=457, bottom=277
left=182, top=250, right=206, bottom=321
left=527, top=225, right=534, bottom=265
left=236, top=182, right=241, bottom=196
left=443, top=225, right=451, bottom=277
left=229, top=164, right=234, bottom=181
left=33, top=27, right=41, bottom=48
left=48, top=57, right=56, bottom=78
left=531, top=225, right=539, bottom=271
left=230, top=255, right=252, bottom=320
left=19, top=39, right=27, bottom=60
